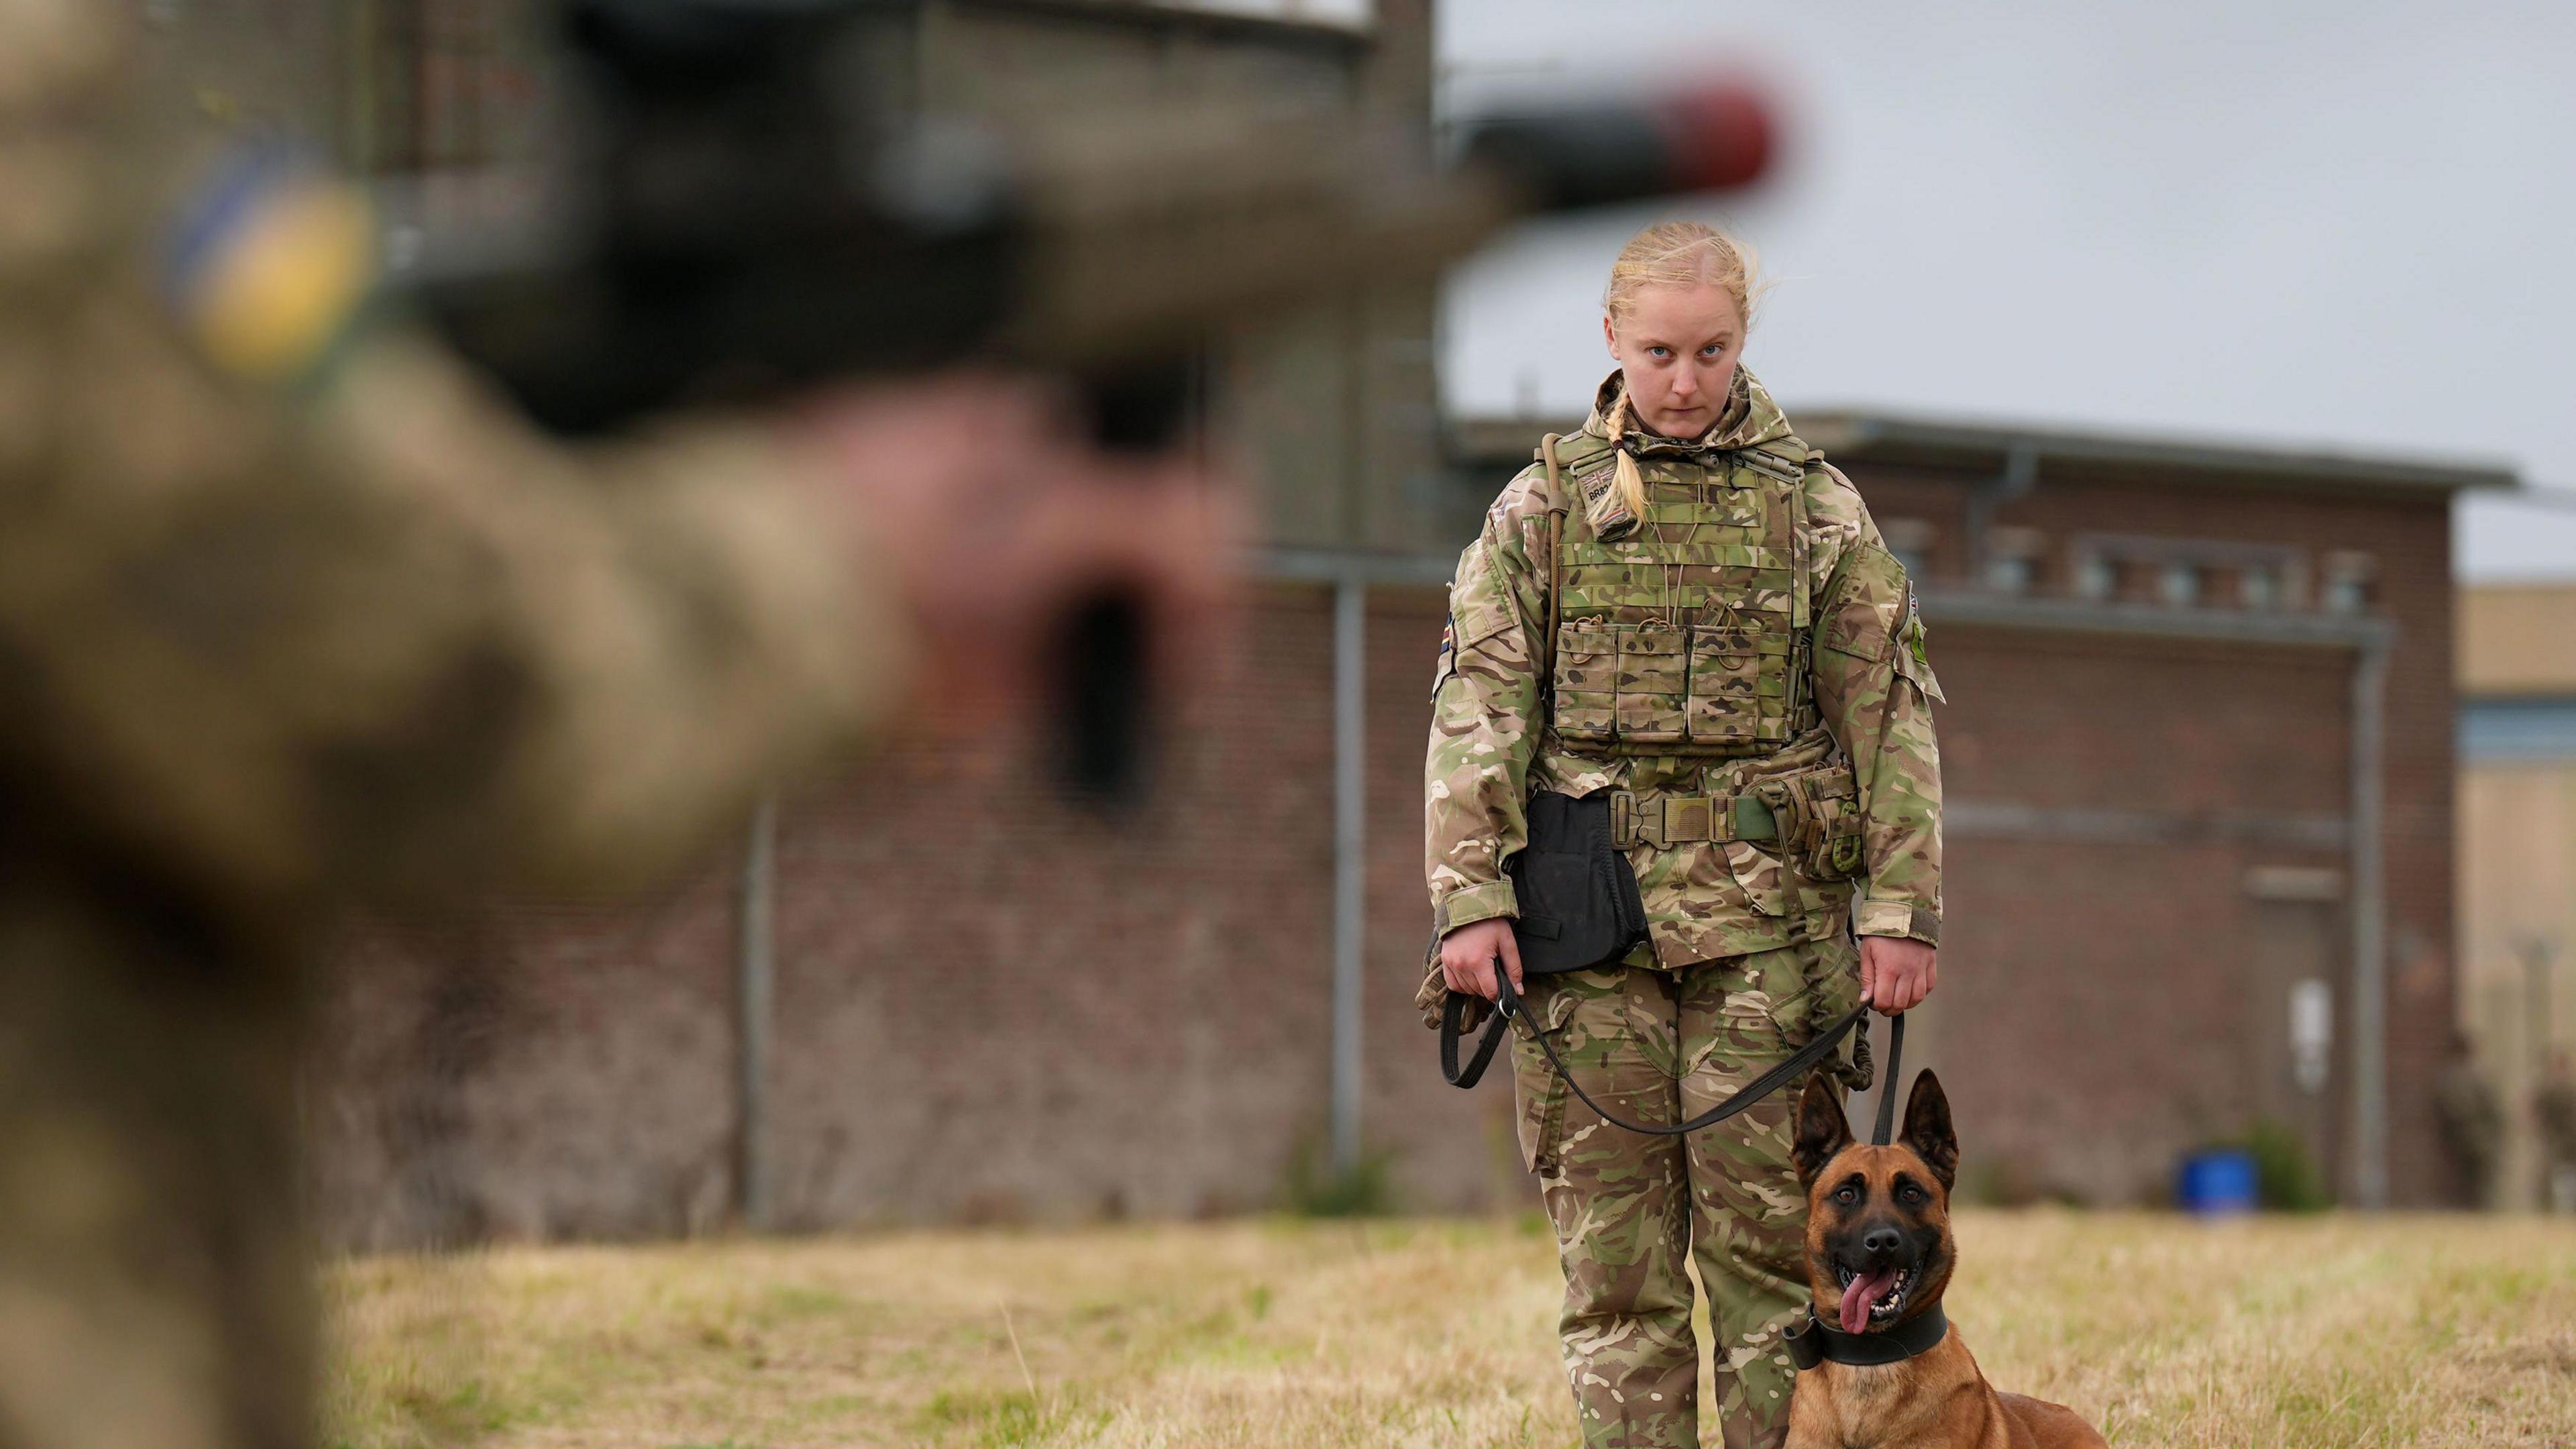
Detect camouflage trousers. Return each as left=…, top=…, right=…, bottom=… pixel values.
left=1510, top=936, right=1864, bottom=1449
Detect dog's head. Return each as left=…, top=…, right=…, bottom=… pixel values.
left=1791, top=1069, right=1958, bottom=1335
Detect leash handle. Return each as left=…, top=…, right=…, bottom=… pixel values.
left=1440, top=985, right=1512, bottom=1088
left=1870, top=1010, right=1904, bottom=1145
left=1490, top=971, right=1869, bottom=1138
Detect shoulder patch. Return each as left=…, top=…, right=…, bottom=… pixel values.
left=166, top=144, right=378, bottom=384
left=1573, top=462, right=1618, bottom=512
left=1817, top=543, right=1906, bottom=663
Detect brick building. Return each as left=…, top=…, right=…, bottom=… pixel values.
left=302, top=1, right=2509, bottom=1244
left=316, top=413, right=2508, bottom=1246
left=1704, top=413, right=2510, bottom=1209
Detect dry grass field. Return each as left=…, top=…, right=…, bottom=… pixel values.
left=323, top=1211, right=2576, bottom=1448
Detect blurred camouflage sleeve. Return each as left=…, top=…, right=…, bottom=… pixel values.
left=1805, top=463, right=1944, bottom=945
left=0, top=324, right=909, bottom=904
left=0, top=14, right=907, bottom=904
left=1423, top=463, right=1559, bottom=938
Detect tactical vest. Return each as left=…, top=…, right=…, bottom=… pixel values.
left=1542, top=429, right=1821, bottom=758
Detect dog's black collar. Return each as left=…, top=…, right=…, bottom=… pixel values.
left=1783, top=1303, right=1950, bottom=1370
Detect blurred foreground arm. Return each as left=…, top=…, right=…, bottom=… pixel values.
left=0, top=315, right=1220, bottom=904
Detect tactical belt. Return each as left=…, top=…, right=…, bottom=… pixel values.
left=1610, top=790, right=1778, bottom=849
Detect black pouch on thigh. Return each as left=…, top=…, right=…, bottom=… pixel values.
left=1442, top=791, right=1647, bottom=1087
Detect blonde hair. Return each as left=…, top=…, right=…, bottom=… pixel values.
left=1599, top=221, right=1762, bottom=523
left=1603, top=219, right=1761, bottom=331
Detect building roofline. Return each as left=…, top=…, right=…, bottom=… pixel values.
left=1803, top=410, right=2518, bottom=498
left=944, top=0, right=1375, bottom=47
left=1448, top=408, right=2521, bottom=500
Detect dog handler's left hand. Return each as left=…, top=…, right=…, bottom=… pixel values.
left=1860, top=935, right=1937, bottom=1015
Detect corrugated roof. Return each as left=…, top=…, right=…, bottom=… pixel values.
left=1449, top=409, right=2520, bottom=500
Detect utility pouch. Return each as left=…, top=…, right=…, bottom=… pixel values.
left=1442, top=791, right=1648, bottom=1089
left=1685, top=623, right=1761, bottom=747
left=1552, top=621, right=1619, bottom=743
left=1507, top=791, right=1650, bottom=975
left=1750, top=760, right=1866, bottom=881
left=1613, top=622, right=1688, bottom=746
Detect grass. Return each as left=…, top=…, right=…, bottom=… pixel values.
left=321, top=1211, right=2576, bottom=1448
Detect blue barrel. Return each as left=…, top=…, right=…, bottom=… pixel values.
left=2176, top=1148, right=2261, bottom=1214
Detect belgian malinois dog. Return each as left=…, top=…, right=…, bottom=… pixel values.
left=1785, top=1071, right=2106, bottom=1449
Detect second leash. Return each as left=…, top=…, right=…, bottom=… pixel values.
left=1491, top=969, right=1903, bottom=1140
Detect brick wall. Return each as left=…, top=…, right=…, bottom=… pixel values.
left=1925, top=628, right=2356, bottom=1202
left=1857, top=464, right=2459, bottom=1206
left=311, top=458, right=2463, bottom=1244
left=311, top=582, right=1521, bottom=1246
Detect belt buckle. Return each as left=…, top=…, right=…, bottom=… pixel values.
left=1609, top=790, right=1640, bottom=849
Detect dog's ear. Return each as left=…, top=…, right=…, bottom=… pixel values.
left=1901, top=1071, right=1957, bottom=1191
left=1792, top=1073, right=1853, bottom=1187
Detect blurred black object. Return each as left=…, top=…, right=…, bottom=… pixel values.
left=406, top=0, right=1778, bottom=796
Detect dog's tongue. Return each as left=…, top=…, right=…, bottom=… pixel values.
left=1839, top=1270, right=1896, bottom=1334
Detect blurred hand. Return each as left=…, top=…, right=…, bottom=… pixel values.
left=1860, top=935, right=1936, bottom=1015
left=1441, top=918, right=1523, bottom=1002
left=794, top=374, right=1240, bottom=721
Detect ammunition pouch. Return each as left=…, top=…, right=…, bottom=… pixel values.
left=1551, top=618, right=1806, bottom=755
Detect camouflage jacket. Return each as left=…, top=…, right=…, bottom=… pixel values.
left=1423, top=369, right=1942, bottom=996
left=0, top=14, right=908, bottom=1448
left=0, top=9, right=908, bottom=909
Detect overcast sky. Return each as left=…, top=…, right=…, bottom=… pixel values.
left=1435, top=1, right=2576, bottom=581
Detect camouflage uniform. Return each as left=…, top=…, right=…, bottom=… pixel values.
left=2434, top=1054, right=2502, bottom=1208
left=1421, top=369, right=1943, bottom=1448
left=2536, top=1063, right=2576, bottom=1213
left=0, top=9, right=903, bottom=1447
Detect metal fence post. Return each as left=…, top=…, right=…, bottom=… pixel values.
left=735, top=793, right=777, bottom=1230
left=1332, top=574, right=1367, bottom=1177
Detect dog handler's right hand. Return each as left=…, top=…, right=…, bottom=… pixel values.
left=1440, top=918, right=1523, bottom=1002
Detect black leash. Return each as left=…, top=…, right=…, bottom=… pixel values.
left=1446, top=967, right=1939, bottom=1368
left=1445, top=969, right=1902, bottom=1140
left=1871, top=1009, right=1904, bottom=1146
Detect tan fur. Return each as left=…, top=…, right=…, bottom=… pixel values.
left=1786, top=1079, right=2106, bottom=1449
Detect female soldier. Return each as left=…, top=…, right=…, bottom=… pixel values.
left=1421, top=221, right=1944, bottom=1449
